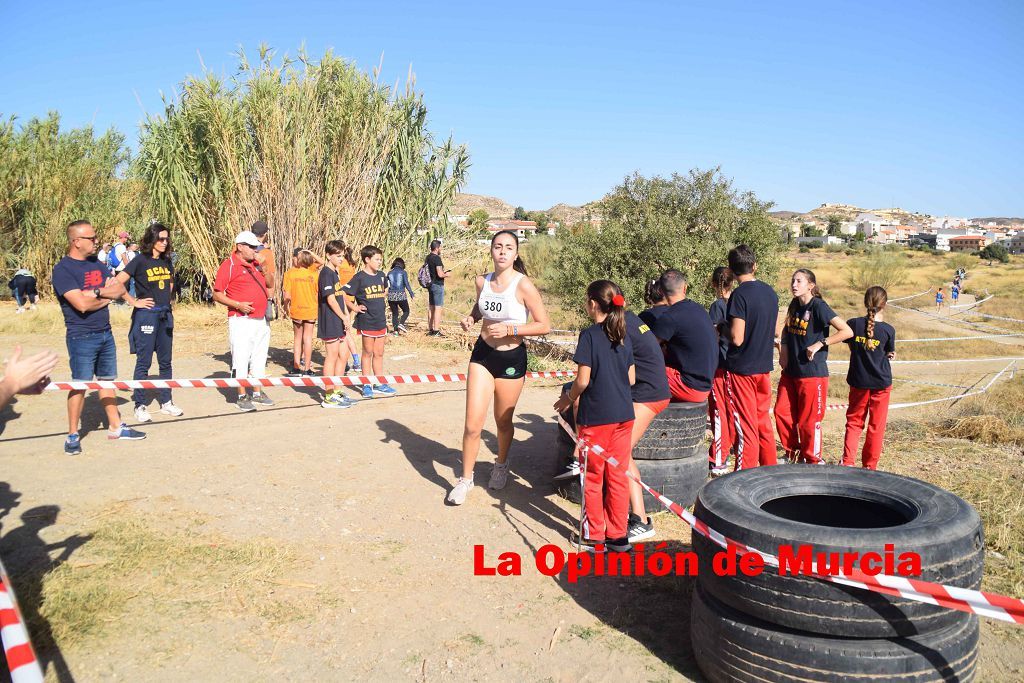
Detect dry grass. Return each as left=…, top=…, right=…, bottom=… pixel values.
left=29, top=514, right=307, bottom=651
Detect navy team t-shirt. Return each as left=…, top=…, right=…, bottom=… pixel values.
left=638, top=305, right=668, bottom=330
left=845, top=317, right=896, bottom=390
left=781, top=297, right=837, bottom=379
left=652, top=299, right=718, bottom=392
left=342, top=270, right=388, bottom=330
left=625, top=311, right=670, bottom=404
left=52, top=256, right=110, bottom=336
left=574, top=324, right=635, bottom=426
left=725, top=279, right=779, bottom=376
left=708, top=297, right=730, bottom=369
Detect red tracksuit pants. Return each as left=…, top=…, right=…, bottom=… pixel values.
left=842, top=386, right=892, bottom=469
left=774, top=374, right=829, bottom=464
left=728, top=373, right=777, bottom=470
left=578, top=420, right=634, bottom=542
left=709, top=368, right=738, bottom=468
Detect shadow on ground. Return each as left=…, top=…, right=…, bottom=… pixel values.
left=0, top=483, right=88, bottom=683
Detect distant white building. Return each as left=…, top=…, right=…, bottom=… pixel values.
left=931, top=216, right=969, bottom=230
left=797, top=235, right=844, bottom=247
left=855, top=213, right=889, bottom=239
left=840, top=221, right=858, bottom=236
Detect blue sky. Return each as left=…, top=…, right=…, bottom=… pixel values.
left=2, top=0, right=1021, bottom=216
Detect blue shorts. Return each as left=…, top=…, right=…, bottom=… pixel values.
left=66, top=330, right=118, bottom=381
left=428, top=283, right=445, bottom=306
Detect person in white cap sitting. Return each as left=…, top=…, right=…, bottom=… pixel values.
left=211, top=231, right=275, bottom=412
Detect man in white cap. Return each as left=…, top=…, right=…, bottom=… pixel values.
left=212, top=231, right=275, bottom=412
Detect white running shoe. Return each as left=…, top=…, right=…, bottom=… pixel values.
left=134, top=405, right=153, bottom=423
left=552, top=461, right=581, bottom=482
left=489, top=461, right=510, bottom=490
left=447, top=477, right=474, bottom=505
left=159, top=401, right=184, bottom=417
left=15, top=307, right=24, bottom=314
left=709, top=465, right=731, bottom=478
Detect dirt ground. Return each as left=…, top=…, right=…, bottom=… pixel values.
left=1, top=303, right=1023, bottom=682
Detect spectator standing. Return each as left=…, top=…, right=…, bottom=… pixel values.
left=707, top=266, right=738, bottom=475
left=317, top=241, right=355, bottom=409
left=335, top=240, right=361, bottom=373
left=97, top=243, right=111, bottom=266
left=842, top=287, right=896, bottom=470
left=282, top=248, right=322, bottom=376
left=250, top=220, right=277, bottom=292
left=343, top=246, right=397, bottom=398
left=52, top=219, right=146, bottom=455
left=425, top=240, right=451, bottom=336
left=109, top=231, right=129, bottom=275
left=125, top=242, right=140, bottom=298
left=386, top=257, right=415, bottom=334
left=212, top=231, right=274, bottom=412
left=116, top=222, right=183, bottom=422
left=724, top=245, right=779, bottom=470
left=775, top=269, right=852, bottom=464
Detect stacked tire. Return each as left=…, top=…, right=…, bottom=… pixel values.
left=690, top=465, right=983, bottom=682
left=554, top=401, right=709, bottom=512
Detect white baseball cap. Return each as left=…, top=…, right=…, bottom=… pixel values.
left=234, top=231, right=261, bottom=247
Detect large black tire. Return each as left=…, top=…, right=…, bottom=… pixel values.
left=691, top=584, right=979, bottom=683
left=638, top=456, right=708, bottom=513
left=633, top=400, right=708, bottom=460
left=693, top=465, right=984, bottom=638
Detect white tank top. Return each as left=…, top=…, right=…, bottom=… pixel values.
left=478, top=273, right=528, bottom=324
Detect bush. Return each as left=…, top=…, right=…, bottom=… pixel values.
left=846, top=249, right=908, bottom=291
left=824, top=243, right=845, bottom=253
left=979, top=243, right=1010, bottom=264
left=798, top=245, right=810, bottom=253
left=554, top=169, right=782, bottom=308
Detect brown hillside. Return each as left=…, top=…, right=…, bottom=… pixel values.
left=452, top=193, right=515, bottom=219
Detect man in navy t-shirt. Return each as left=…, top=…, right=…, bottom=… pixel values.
left=52, top=220, right=146, bottom=455
left=651, top=270, right=717, bottom=403
left=724, top=245, right=778, bottom=470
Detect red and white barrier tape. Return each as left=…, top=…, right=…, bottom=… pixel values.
left=899, top=332, right=1024, bottom=343
left=556, top=415, right=1024, bottom=625
left=0, top=559, right=44, bottom=683
left=43, top=371, right=576, bottom=392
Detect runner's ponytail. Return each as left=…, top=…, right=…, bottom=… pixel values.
left=864, top=286, right=888, bottom=340
left=587, top=280, right=626, bottom=346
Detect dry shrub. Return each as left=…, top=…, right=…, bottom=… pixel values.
left=939, top=415, right=1024, bottom=446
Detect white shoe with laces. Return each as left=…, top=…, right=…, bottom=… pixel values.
left=489, top=461, right=510, bottom=489
left=159, top=401, right=184, bottom=417
left=447, top=477, right=474, bottom=505
left=134, top=405, right=152, bottom=423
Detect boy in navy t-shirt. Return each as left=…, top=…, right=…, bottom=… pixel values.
left=554, top=281, right=635, bottom=552
left=724, top=245, right=779, bottom=470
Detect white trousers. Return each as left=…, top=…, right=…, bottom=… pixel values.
left=228, top=316, right=271, bottom=381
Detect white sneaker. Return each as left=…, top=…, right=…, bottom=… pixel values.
left=489, top=461, right=510, bottom=490
left=552, top=461, right=581, bottom=481
left=710, top=465, right=731, bottom=478
left=447, top=477, right=474, bottom=505
left=159, top=401, right=184, bottom=417
left=134, top=405, right=153, bottom=423
left=15, top=307, right=24, bottom=314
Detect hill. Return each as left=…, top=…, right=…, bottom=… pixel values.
left=451, top=193, right=515, bottom=219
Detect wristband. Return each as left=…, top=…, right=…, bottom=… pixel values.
left=822, top=338, right=829, bottom=347
left=513, top=325, right=519, bottom=336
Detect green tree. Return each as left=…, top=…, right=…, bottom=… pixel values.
left=827, top=214, right=843, bottom=236
left=468, top=209, right=490, bottom=235
left=135, top=45, right=469, bottom=287
left=847, top=249, right=908, bottom=291
left=979, top=243, right=1009, bottom=264
left=513, top=206, right=528, bottom=220
left=528, top=211, right=550, bottom=232
left=800, top=223, right=822, bottom=237
left=0, top=112, right=139, bottom=284
left=554, top=168, right=781, bottom=311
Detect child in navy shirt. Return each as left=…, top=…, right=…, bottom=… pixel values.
left=842, top=286, right=896, bottom=469
left=775, top=269, right=852, bottom=464
left=554, top=280, right=635, bottom=552
left=707, top=266, right=737, bottom=474
left=724, top=245, right=779, bottom=470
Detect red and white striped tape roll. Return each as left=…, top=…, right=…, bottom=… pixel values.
left=0, top=560, right=44, bottom=683
left=556, top=415, right=1024, bottom=626
left=43, top=370, right=576, bottom=392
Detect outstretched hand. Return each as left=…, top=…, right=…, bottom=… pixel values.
left=460, top=315, right=475, bottom=332
left=2, top=346, right=59, bottom=395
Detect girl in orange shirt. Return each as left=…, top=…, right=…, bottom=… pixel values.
left=282, top=249, right=322, bottom=376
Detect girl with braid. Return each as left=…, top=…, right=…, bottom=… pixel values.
left=842, top=286, right=896, bottom=469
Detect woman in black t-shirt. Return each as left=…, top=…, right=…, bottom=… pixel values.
left=638, top=278, right=668, bottom=329
left=117, top=222, right=182, bottom=422
left=775, top=269, right=852, bottom=464
left=842, top=286, right=896, bottom=470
